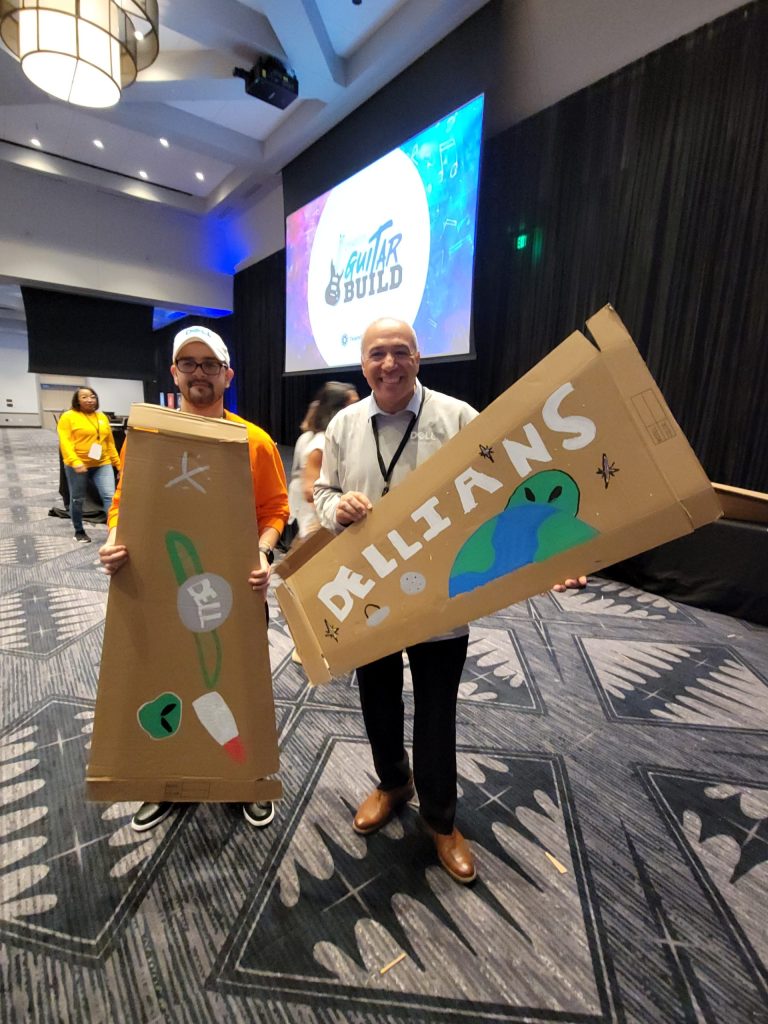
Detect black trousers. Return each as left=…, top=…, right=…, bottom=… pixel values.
left=355, top=634, right=469, bottom=835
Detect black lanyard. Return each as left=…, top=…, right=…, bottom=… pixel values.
left=87, top=412, right=102, bottom=442
left=371, top=390, right=425, bottom=496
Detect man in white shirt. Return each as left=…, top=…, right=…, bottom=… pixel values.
left=315, top=316, right=586, bottom=884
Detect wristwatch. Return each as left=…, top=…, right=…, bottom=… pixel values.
left=258, top=544, right=274, bottom=565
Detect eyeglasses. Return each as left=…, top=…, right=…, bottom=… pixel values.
left=175, top=357, right=226, bottom=376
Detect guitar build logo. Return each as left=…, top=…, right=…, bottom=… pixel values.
left=324, top=219, right=403, bottom=307
left=307, top=148, right=430, bottom=366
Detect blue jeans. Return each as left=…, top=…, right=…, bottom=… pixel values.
left=64, top=464, right=116, bottom=534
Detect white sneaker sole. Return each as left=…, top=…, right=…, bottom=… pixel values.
left=130, top=805, right=174, bottom=832
left=243, top=803, right=275, bottom=828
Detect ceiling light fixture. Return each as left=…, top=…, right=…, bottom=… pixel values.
left=138, top=169, right=147, bottom=179
left=93, top=138, right=104, bottom=148
left=0, top=1, right=159, bottom=109
left=158, top=137, right=169, bottom=148
left=195, top=171, right=205, bottom=182
left=30, top=137, right=41, bottom=147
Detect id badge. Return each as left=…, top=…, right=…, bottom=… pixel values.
left=88, top=442, right=103, bottom=460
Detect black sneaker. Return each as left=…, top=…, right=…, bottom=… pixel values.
left=131, top=801, right=174, bottom=832
left=243, top=801, right=275, bottom=828
left=75, top=531, right=92, bottom=543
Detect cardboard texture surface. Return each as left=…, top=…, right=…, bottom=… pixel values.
left=276, top=306, right=722, bottom=685
left=87, top=404, right=281, bottom=802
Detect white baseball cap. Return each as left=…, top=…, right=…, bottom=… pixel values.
left=172, top=325, right=230, bottom=366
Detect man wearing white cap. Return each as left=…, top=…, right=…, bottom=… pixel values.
left=99, top=324, right=289, bottom=832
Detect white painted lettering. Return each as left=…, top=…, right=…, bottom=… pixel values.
left=411, top=497, right=452, bottom=540
left=502, top=424, right=553, bottom=477
left=362, top=544, right=397, bottom=578
left=318, top=567, right=375, bottom=621
left=388, top=530, right=422, bottom=559
left=542, top=382, right=597, bottom=450
left=187, top=578, right=218, bottom=606
left=454, top=468, right=503, bottom=513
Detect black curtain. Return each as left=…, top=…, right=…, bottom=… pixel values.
left=233, top=252, right=291, bottom=439
left=472, top=0, right=768, bottom=490
left=234, top=1, right=767, bottom=489
left=23, top=287, right=154, bottom=379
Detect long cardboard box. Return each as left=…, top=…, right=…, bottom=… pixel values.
left=276, top=306, right=722, bottom=684
left=87, top=404, right=282, bottom=802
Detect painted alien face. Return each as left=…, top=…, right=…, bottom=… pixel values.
left=507, top=469, right=581, bottom=514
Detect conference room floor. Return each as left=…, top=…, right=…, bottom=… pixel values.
left=1, top=426, right=767, bottom=1024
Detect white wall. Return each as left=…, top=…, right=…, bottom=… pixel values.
left=86, top=377, right=145, bottom=417
left=1, top=326, right=40, bottom=425
left=232, top=179, right=286, bottom=274
left=1, top=356, right=146, bottom=430
left=36, top=374, right=145, bottom=430
left=0, top=162, right=232, bottom=313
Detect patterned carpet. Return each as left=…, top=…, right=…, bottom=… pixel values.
left=1, top=426, right=767, bottom=1024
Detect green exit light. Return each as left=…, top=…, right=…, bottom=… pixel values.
left=516, top=233, right=528, bottom=250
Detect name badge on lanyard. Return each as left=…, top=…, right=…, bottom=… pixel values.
left=88, top=413, right=103, bottom=460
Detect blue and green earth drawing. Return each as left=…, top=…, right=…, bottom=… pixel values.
left=448, top=469, right=598, bottom=597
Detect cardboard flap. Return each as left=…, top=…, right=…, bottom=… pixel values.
left=274, top=527, right=336, bottom=580
left=587, top=306, right=722, bottom=530
left=127, top=403, right=248, bottom=443
left=275, top=579, right=332, bottom=684
left=585, top=304, right=630, bottom=352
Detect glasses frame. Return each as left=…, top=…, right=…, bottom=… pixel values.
left=174, top=357, right=227, bottom=376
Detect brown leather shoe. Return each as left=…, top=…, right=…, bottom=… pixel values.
left=434, top=828, right=477, bottom=884
left=353, top=781, right=415, bottom=835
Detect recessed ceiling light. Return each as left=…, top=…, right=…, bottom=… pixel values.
left=30, top=138, right=41, bottom=147
left=195, top=171, right=205, bottom=181
left=139, top=170, right=148, bottom=180
left=159, top=137, right=169, bottom=148
left=93, top=139, right=104, bottom=149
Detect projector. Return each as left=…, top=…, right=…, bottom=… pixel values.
left=233, top=57, right=298, bottom=109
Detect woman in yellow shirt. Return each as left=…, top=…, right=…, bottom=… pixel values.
left=57, top=388, right=121, bottom=543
